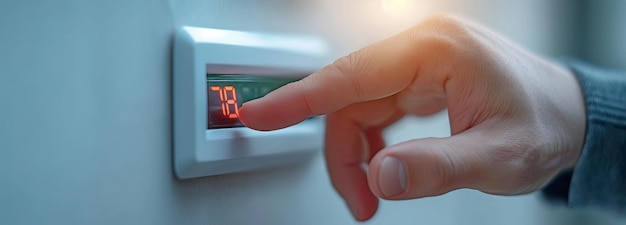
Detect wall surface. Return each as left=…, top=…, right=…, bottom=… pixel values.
left=1, top=0, right=625, bottom=225
left=583, top=0, right=626, bottom=69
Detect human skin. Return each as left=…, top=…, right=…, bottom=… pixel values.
left=239, top=15, right=587, bottom=221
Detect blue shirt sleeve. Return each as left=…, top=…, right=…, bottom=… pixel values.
left=542, top=60, right=626, bottom=213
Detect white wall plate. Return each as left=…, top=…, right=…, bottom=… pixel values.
left=173, top=26, right=329, bottom=179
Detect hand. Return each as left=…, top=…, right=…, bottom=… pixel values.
left=239, top=15, right=586, bottom=221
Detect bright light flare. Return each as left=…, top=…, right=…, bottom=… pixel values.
left=382, top=0, right=414, bottom=14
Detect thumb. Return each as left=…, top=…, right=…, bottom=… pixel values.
left=368, top=131, right=492, bottom=199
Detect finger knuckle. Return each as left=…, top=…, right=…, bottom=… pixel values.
left=331, top=54, right=367, bottom=100
left=429, top=146, right=461, bottom=194
left=423, top=14, right=463, bottom=28
left=295, top=78, right=320, bottom=115
left=411, top=14, right=480, bottom=59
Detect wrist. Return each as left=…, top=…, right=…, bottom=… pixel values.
left=556, top=63, right=587, bottom=170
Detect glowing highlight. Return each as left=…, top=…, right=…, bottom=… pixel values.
left=382, top=0, right=413, bottom=14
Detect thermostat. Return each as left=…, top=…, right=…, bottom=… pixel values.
left=173, top=26, right=329, bottom=179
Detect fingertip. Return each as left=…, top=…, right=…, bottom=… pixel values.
left=368, top=145, right=415, bottom=200
left=378, top=156, right=408, bottom=197
left=368, top=137, right=479, bottom=200
left=238, top=101, right=264, bottom=131
left=346, top=191, right=379, bottom=222
left=239, top=82, right=318, bottom=131
left=367, top=152, right=393, bottom=199
left=237, top=103, right=255, bottom=128
left=238, top=96, right=303, bottom=131
left=332, top=165, right=380, bottom=222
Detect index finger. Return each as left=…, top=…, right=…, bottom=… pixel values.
left=239, top=29, right=427, bottom=131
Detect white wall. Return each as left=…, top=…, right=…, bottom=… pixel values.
left=1, top=0, right=624, bottom=224
left=585, top=0, right=626, bottom=69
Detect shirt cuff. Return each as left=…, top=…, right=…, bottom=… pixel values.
left=544, top=59, right=626, bottom=213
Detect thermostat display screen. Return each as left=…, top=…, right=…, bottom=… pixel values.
left=207, top=74, right=300, bottom=129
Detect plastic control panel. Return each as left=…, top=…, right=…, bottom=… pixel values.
left=173, top=26, right=329, bottom=178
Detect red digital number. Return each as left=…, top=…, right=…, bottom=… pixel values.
left=210, top=86, right=240, bottom=119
